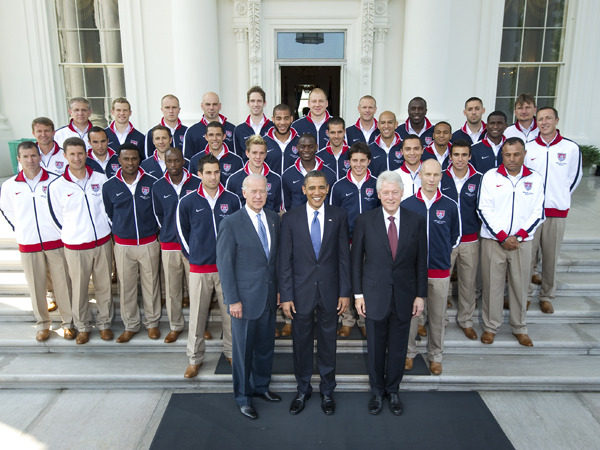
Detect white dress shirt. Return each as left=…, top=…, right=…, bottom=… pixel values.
left=306, top=202, right=325, bottom=241
left=245, top=204, right=271, bottom=249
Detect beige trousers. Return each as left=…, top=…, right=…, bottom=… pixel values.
left=528, top=217, right=566, bottom=304
left=161, top=249, right=189, bottom=331
left=450, top=240, right=480, bottom=329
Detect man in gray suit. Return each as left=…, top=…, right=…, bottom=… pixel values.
left=216, top=174, right=281, bottom=420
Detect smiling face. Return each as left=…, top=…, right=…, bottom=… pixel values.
left=246, top=143, right=267, bottom=171
left=64, top=144, right=87, bottom=171
left=118, top=149, right=140, bottom=177
left=205, top=126, right=224, bottom=154
left=515, top=101, right=536, bottom=123
left=408, top=99, right=426, bottom=126
left=308, top=91, right=328, bottom=118
left=17, top=146, right=41, bottom=173
left=297, top=135, right=317, bottom=162
left=273, top=108, right=292, bottom=135
left=69, top=102, right=91, bottom=127
left=377, top=112, right=398, bottom=140
left=201, top=93, right=221, bottom=121
left=243, top=176, right=268, bottom=213
left=33, top=124, right=55, bottom=147
left=302, top=174, right=329, bottom=210
left=199, top=162, right=221, bottom=190
left=401, top=138, right=423, bottom=167
left=247, top=92, right=265, bottom=117
left=165, top=149, right=184, bottom=179
left=326, top=123, right=345, bottom=148
left=349, top=151, right=369, bottom=179
left=358, top=97, right=377, bottom=122
left=153, top=129, right=173, bottom=154
left=111, top=102, right=132, bottom=126
left=502, top=142, right=525, bottom=176
left=88, top=130, right=109, bottom=158
left=486, top=114, right=507, bottom=139
left=433, top=123, right=452, bottom=149
left=536, top=108, right=559, bottom=140
left=377, top=181, right=403, bottom=216
left=450, top=145, right=471, bottom=172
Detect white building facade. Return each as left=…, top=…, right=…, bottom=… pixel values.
left=0, top=0, right=598, bottom=176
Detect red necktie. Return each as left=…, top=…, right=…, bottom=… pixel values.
left=388, top=216, right=398, bottom=260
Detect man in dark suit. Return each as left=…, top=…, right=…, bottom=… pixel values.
left=279, top=170, right=351, bottom=416
left=351, top=170, right=427, bottom=416
left=216, top=173, right=281, bottom=420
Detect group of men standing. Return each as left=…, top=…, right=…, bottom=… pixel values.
left=0, top=87, right=582, bottom=420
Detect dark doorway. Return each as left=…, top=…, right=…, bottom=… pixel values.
left=280, top=66, right=341, bottom=120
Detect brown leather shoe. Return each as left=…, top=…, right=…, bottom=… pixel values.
left=480, top=331, right=495, bottom=344
left=182, top=296, right=190, bottom=308
left=429, top=361, right=442, bottom=375
left=164, top=330, right=182, bottom=343
left=531, top=273, right=542, bottom=285
left=461, top=327, right=478, bottom=340
left=36, top=329, right=50, bottom=342
left=99, top=329, right=114, bottom=341
left=447, top=299, right=452, bottom=308
left=503, top=296, right=509, bottom=309
left=513, top=333, right=534, bottom=347
left=337, top=325, right=352, bottom=337
left=63, top=328, right=76, bottom=340
left=184, top=364, right=201, bottom=379
left=417, top=324, right=427, bottom=337
left=111, top=271, right=118, bottom=283
left=203, top=330, right=212, bottom=340
left=76, top=331, right=90, bottom=344
left=274, top=327, right=281, bottom=338
left=539, top=301, right=554, bottom=314
left=281, top=323, right=292, bottom=337
left=359, top=326, right=367, bottom=338
left=226, top=356, right=232, bottom=365
left=404, top=357, right=414, bottom=371
left=161, top=297, right=166, bottom=307
left=116, top=330, right=137, bottom=343
left=148, top=327, right=161, bottom=339
left=527, top=300, right=531, bottom=311
left=47, top=300, right=58, bottom=312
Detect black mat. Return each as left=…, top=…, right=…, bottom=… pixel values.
left=214, top=352, right=431, bottom=376
left=275, top=324, right=366, bottom=340
left=150, top=392, right=514, bottom=450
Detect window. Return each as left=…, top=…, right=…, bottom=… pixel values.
left=55, top=0, right=125, bottom=127
left=496, top=0, right=567, bottom=120
left=277, top=32, right=345, bottom=60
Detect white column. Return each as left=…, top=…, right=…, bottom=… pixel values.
left=172, top=0, right=220, bottom=123
left=372, top=27, right=388, bottom=101
left=234, top=27, right=250, bottom=117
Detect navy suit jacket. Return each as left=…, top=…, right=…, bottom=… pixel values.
left=351, top=206, right=428, bottom=322
left=279, top=204, right=351, bottom=315
left=216, top=207, right=280, bottom=321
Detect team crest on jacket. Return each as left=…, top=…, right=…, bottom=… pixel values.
left=395, top=150, right=402, bottom=160
left=343, top=160, right=350, bottom=169
left=220, top=204, right=229, bottom=213
left=424, top=137, right=433, bottom=146
left=42, top=186, right=48, bottom=194
left=291, top=146, right=298, bottom=154
left=226, top=130, right=232, bottom=138
left=141, top=186, right=150, bottom=196
left=365, top=187, right=374, bottom=197
left=131, top=140, right=138, bottom=146
left=111, top=163, right=119, bottom=171
left=91, top=184, right=100, bottom=193
left=223, top=163, right=232, bottom=172
left=524, top=182, right=532, bottom=191
left=266, top=183, right=272, bottom=192
left=467, top=183, right=476, bottom=193
left=186, top=189, right=194, bottom=194
left=436, top=209, right=445, bottom=219
left=55, top=161, right=64, bottom=169
left=557, top=153, right=566, bottom=162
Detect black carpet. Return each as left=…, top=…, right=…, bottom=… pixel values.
left=150, top=392, right=514, bottom=450
left=214, top=352, right=431, bottom=376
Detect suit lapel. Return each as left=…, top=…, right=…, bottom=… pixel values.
left=241, top=208, right=269, bottom=262
left=302, top=207, right=318, bottom=261
left=376, top=207, right=394, bottom=261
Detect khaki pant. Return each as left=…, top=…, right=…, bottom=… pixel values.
left=161, top=249, right=189, bottom=331
left=407, top=276, right=450, bottom=363
left=528, top=217, right=566, bottom=304
left=64, top=241, right=113, bottom=332
left=340, top=304, right=365, bottom=328
left=187, top=272, right=232, bottom=365
left=114, top=240, right=161, bottom=331
left=450, top=240, right=480, bottom=328
left=21, top=248, right=72, bottom=330
left=481, top=238, right=532, bottom=334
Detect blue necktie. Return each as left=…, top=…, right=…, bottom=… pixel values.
left=311, top=210, right=321, bottom=259
left=257, top=213, right=269, bottom=258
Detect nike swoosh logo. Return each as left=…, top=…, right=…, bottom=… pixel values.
left=496, top=184, right=503, bottom=187
left=15, top=192, right=21, bottom=195
left=195, top=208, right=205, bottom=213
left=116, top=192, right=124, bottom=197
left=530, top=158, right=536, bottom=160
left=67, top=193, right=73, bottom=197
left=163, top=195, right=171, bottom=198
left=442, top=187, right=450, bottom=190
left=292, top=179, right=301, bottom=184
left=345, top=193, right=353, bottom=197
left=372, top=155, right=382, bottom=159
left=481, top=156, right=489, bottom=159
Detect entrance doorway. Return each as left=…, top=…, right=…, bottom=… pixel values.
left=280, top=66, right=341, bottom=120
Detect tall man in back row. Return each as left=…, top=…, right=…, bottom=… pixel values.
left=292, top=88, right=331, bottom=150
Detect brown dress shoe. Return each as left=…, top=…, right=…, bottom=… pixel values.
left=337, top=325, right=351, bottom=337
left=527, top=300, right=531, bottom=311
left=429, top=361, right=442, bottom=375
left=147, top=327, right=161, bottom=339
left=164, top=330, right=182, bottom=343
left=99, top=329, right=114, bottom=341
left=76, top=331, right=90, bottom=345
left=513, top=333, right=534, bottom=347
left=203, top=330, right=212, bottom=340
left=161, top=297, right=166, bottom=307
left=184, top=364, right=201, bottom=379
left=531, top=273, right=542, bottom=285
left=226, top=356, right=232, bottom=365
left=116, top=330, right=137, bottom=343
left=359, top=326, right=367, bottom=338
left=503, top=296, right=509, bottom=309
left=480, top=331, right=495, bottom=344
left=447, top=299, right=452, bottom=308
left=36, top=329, right=50, bottom=342
left=280, top=323, right=292, bottom=337
left=461, top=327, right=478, bottom=340
left=404, top=357, right=414, bottom=371
left=274, top=327, right=281, bottom=338
left=63, top=328, right=76, bottom=340
left=47, top=300, right=58, bottom=312
left=182, top=296, right=190, bottom=308
left=417, top=324, right=427, bottom=337
left=111, top=272, right=118, bottom=283
left=539, top=301, right=554, bottom=314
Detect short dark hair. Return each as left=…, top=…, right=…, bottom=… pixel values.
left=206, top=121, right=224, bottom=134
left=503, top=137, right=525, bottom=151
left=247, top=86, right=266, bottom=102
left=402, top=134, right=422, bottom=148
left=197, top=154, right=220, bottom=174
left=348, top=142, right=371, bottom=160
left=451, top=140, right=472, bottom=155
left=515, top=93, right=536, bottom=108
left=433, top=121, right=452, bottom=133
left=151, top=124, right=172, bottom=137
left=118, top=142, right=140, bottom=156
left=31, top=117, right=54, bottom=131
left=165, top=147, right=183, bottom=159
left=409, top=96, right=427, bottom=108
left=273, top=103, right=292, bottom=116
left=537, top=106, right=559, bottom=119
left=303, top=170, right=328, bottom=186
left=487, top=110, right=508, bottom=123
left=17, top=141, right=39, bottom=157
left=327, top=117, right=345, bottom=130
left=465, top=97, right=483, bottom=107
left=88, top=126, right=107, bottom=139
left=298, top=133, right=317, bottom=145
left=63, top=137, right=86, bottom=153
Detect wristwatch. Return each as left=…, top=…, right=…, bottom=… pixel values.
left=516, top=235, right=523, bottom=242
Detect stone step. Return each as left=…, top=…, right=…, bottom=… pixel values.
left=2, top=296, right=600, bottom=325
left=0, top=351, right=598, bottom=391
left=1, top=321, right=598, bottom=357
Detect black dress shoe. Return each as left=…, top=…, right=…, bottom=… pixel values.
left=368, top=395, right=383, bottom=415
left=254, top=391, right=281, bottom=402
left=240, top=405, right=258, bottom=420
left=289, top=392, right=310, bottom=415
left=320, top=394, right=336, bottom=415
left=388, top=393, right=403, bottom=416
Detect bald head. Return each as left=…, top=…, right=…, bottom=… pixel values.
left=378, top=111, right=398, bottom=139
left=420, top=158, right=442, bottom=196
left=201, top=92, right=221, bottom=120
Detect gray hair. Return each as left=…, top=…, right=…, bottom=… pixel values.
left=376, top=170, right=404, bottom=192
left=242, top=173, right=267, bottom=191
